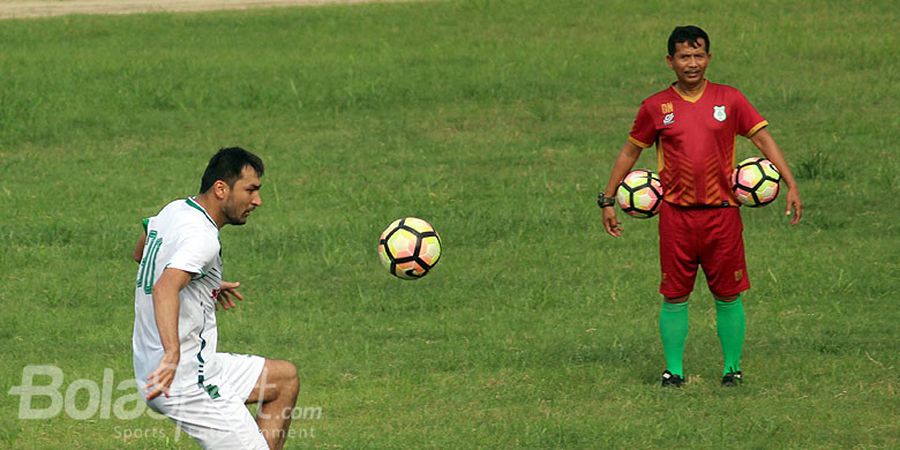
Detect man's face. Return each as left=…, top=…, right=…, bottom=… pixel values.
left=222, top=165, right=262, bottom=226
left=667, top=39, right=710, bottom=87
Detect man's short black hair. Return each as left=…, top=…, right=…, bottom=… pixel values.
left=199, top=147, right=265, bottom=193
left=668, top=25, right=710, bottom=56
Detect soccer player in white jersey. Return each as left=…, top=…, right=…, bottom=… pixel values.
left=132, top=147, right=298, bottom=449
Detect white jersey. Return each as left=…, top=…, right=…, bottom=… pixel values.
left=133, top=197, right=224, bottom=395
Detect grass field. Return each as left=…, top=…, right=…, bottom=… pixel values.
left=1, top=0, right=898, bottom=448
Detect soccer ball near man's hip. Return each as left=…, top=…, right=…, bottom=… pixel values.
left=616, top=169, right=663, bottom=218
left=732, top=157, right=781, bottom=207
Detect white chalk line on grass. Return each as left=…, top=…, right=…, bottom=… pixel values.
left=0, top=0, right=416, bottom=20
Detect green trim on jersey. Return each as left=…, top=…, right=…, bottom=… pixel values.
left=204, top=384, right=220, bottom=399
left=141, top=217, right=150, bottom=233
left=195, top=327, right=221, bottom=399
left=185, top=197, right=218, bottom=228
left=185, top=197, right=223, bottom=258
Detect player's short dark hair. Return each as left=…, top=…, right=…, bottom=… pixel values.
left=199, top=147, right=265, bottom=193
left=668, top=25, right=710, bottom=56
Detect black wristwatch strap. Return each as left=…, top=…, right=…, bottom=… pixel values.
left=597, top=193, right=615, bottom=208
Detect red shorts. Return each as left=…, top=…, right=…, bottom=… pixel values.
left=658, top=201, right=750, bottom=298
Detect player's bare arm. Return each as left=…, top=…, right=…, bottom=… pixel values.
left=601, top=140, right=643, bottom=237
left=145, top=267, right=191, bottom=401
left=749, top=128, right=803, bottom=224
left=132, top=231, right=146, bottom=263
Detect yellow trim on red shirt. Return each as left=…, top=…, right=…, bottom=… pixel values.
left=745, top=120, right=769, bottom=137
left=672, top=80, right=708, bottom=103
left=657, top=144, right=665, bottom=173
left=628, top=135, right=651, bottom=149
left=732, top=136, right=737, bottom=167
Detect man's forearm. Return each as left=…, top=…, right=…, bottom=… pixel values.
left=751, top=129, right=799, bottom=189
left=604, top=141, right=643, bottom=196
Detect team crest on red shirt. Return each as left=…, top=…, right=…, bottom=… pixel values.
left=713, top=105, right=727, bottom=122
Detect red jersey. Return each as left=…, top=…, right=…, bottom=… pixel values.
left=628, top=80, right=768, bottom=207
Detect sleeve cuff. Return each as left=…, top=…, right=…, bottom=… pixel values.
left=628, top=135, right=652, bottom=149
left=165, top=261, right=204, bottom=277
left=745, top=120, right=768, bottom=138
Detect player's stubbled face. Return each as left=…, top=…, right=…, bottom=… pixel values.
left=667, top=39, right=710, bottom=88
left=224, top=165, right=262, bottom=226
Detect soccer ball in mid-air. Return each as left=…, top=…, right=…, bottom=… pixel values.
left=377, top=217, right=442, bottom=280
left=616, top=169, right=663, bottom=218
left=733, top=157, right=781, bottom=207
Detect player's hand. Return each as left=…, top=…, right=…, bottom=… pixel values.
left=602, top=207, right=623, bottom=237
left=145, top=352, right=179, bottom=401
left=216, top=281, right=244, bottom=311
left=785, top=187, right=803, bottom=225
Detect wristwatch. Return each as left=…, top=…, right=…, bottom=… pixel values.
left=597, top=192, right=616, bottom=208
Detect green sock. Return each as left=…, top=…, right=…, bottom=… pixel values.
left=660, top=301, right=689, bottom=377
left=716, top=295, right=746, bottom=375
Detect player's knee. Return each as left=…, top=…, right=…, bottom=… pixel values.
left=288, top=363, right=299, bottom=393
left=714, top=294, right=739, bottom=302
left=664, top=295, right=689, bottom=304
left=277, top=360, right=299, bottom=395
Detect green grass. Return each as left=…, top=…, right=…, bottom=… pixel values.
left=1, top=0, right=898, bottom=448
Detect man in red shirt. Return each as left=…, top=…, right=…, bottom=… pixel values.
left=598, top=26, right=802, bottom=387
